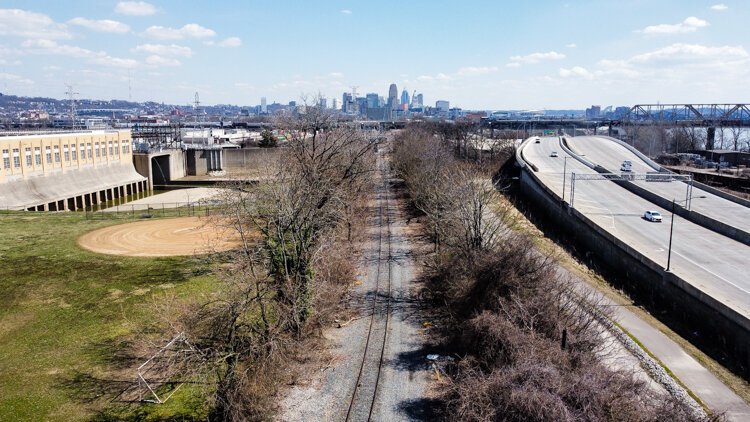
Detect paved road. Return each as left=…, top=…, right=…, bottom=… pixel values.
left=523, top=137, right=750, bottom=320
left=525, top=137, right=750, bottom=419
left=566, top=136, right=750, bottom=235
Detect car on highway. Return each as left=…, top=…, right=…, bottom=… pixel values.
left=621, top=160, right=633, bottom=172
left=644, top=210, right=663, bottom=222
left=535, top=138, right=541, bottom=143
left=550, top=151, right=559, bottom=157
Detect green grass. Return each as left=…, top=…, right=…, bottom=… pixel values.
left=0, top=212, right=218, bottom=421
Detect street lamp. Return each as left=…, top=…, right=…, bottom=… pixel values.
left=666, top=195, right=707, bottom=272
left=562, top=155, right=583, bottom=204
left=562, top=156, right=568, bottom=203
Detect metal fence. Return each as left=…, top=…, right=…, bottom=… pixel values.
left=0, top=201, right=218, bottom=220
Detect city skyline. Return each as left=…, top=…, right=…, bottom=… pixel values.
left=0, top=1, right=748, bottom=109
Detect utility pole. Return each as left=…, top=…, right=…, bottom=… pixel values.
left=65, top=84, right=79, bottom=130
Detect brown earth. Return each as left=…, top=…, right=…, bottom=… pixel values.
left=78, top=216, right=240, bottom=257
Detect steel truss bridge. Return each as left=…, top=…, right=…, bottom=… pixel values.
left=623, top=104, right=750, bottom=127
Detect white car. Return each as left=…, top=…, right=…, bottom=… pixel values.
left=550, top=151, right=559, bottom=157
left=621, top=160, right=633, bottom=172
left=644, top=210, right=662, bottom=222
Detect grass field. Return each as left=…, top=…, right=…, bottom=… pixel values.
left=0, top=212, right=218, bottom=421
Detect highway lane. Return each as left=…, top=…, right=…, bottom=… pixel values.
left=566, top=136, right=750, bottom=235
left=523, top=137, right=750, bottom=319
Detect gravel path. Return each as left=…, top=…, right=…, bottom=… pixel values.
left=278, top=148, right=430, bottom=421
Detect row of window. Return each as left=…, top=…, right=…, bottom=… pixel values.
left=1, top=141, right=131, bottom=171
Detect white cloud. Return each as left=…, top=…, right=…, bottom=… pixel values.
left=22, top=39, right=98, bottom=59
left=21, top=39, right=137, bottom=68
left=133, top=43, right=192, bottom=57
left=630, top=43, right=747, bottom=63
left=217, top=37, right=241, bottom=47
left=505, top=62, right=521, bottom=68
left=456, top=66, right=499, bottom=76
left=641, top=16, right=709, bottom=35
left=90, top=56, right=138, bottom=68
left=566, top=43, right=577, bottom=48
left=0, top=72, right=33, bottom=85
left=710, top=4, right=728, bottom=11
left=510, top=51, right=565, bottom=64
left=115, top=1, right=156, bottom=16
left=0, top=9, right=70, bottom=39
left=145, top=55, right=181, bottom=67
left=143, top=24, right=216, bottom=40
left=340, top=9, right=352, bottom=15
left=68, top=17, right=130, bottom=34
left=329, top=72, right=344, bottom=78
left=416, top=73, right=452, bottom=82
left=559, top=66, right=594, bottom=79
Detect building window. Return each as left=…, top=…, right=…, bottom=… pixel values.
left=13, top=148, right=20, bottom=168
left=25, top=147, right=32, bottom=166
left=109, top=141, right=114, bottom=156
left=71, top=146, right=77, bottom=161
left=45, top=146, right=52, bottom=164
left=63, top=145, right=70, bottom=161
left=2, top=149, right=9, bottom=169
left=86, top=143, right=92, bottom=160
left=79, top=144, right=85, bottom=160
left=54, top=146, right=60, bottom=163
left=34, top=147, right=41, bottom=166
left=95, top=142, right=100, bottom=157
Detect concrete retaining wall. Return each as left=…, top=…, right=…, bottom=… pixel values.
left=518, top=162, right=750, bottom=376
left=223, top=148, right=281, bottom=170
left=134, top=149, right=186, bottom=189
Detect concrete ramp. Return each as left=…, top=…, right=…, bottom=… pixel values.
left=0, top=164, right=146, bottom=210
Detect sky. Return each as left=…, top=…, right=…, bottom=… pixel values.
left=0, top=1, right=748, bottom=110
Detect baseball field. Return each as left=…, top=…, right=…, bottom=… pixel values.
left=0, top=212, right=238, bottom=421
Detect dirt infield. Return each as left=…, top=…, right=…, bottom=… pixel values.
left=78, top=216, right=241, bottom=257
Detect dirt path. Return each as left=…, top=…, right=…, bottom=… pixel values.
left=279, top=147, right=430, bottom=421
left=77, top=216, right=240, bottom=257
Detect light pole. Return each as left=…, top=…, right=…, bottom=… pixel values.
left=562, top=156, right=568, bottom=203
left=562, top=155, right=583, bottom=205
left=666, top=195, right=706, bottom=272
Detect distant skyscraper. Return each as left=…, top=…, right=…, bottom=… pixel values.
left=342, top=92, right=353, bottom=113
left=388, top=83, right=398, bottom=110
left=261, top=97, right=267, bottom=114
left=366, top=93, right=379, bottom=109
left=332, top=98, right=339, bottom=110
left=416, top=93, right=423, bottom=107
left=400, top=89, right=409, bottom=107
left=319, top=97, right=327, bottom=109
left=436, top=100, right=449, bottom=112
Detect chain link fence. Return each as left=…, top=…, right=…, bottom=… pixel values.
left=0, top=201, right=219, bottom=220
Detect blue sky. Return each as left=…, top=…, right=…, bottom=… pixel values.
left=0, top=1, right=748, bottom=109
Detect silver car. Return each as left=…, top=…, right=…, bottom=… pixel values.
left=644, top=210, right=662, bottom=222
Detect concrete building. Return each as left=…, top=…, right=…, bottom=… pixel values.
left=400, top=89, right=409, bottom=107
left=366, top=93, right=379, bottom=109
left=436, top=100, right=450, bottom=112
left=388, top=84, right=398, bottom=110
left=0, top=130, right=147, bottom=211
left=261, top=97, right=267, bottom=114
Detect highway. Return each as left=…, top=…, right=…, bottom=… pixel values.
left=566, top=136, right=750, bottom=235
left=522, top=137, right=750, bottom=320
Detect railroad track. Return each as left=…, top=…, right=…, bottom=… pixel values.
left=345, top=150, right=393, bottom=421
